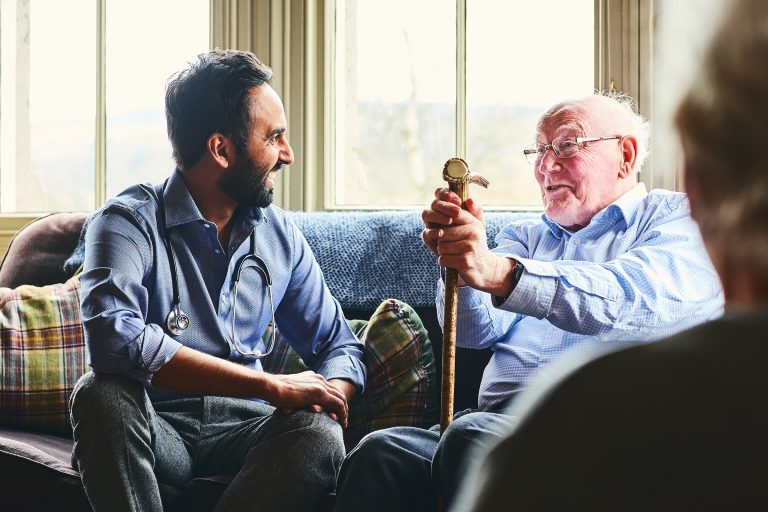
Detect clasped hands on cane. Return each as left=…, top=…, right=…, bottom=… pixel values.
left=421, top=187, right=516, bottom=299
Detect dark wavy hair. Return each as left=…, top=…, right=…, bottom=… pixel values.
left=165, top=49, right=273, bottom=170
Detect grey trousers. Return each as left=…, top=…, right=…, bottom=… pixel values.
left=69, top=372, right=345, bottom=512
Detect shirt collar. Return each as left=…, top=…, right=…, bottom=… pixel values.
left=541, top=182, right=648, bottom=238
left=162, top=168, right=266, bottom=229
left=163, top=168, right=206, bottom=228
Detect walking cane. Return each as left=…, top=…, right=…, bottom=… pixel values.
left=440, top=158, right=489, bottom=433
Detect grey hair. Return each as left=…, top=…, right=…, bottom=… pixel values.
left=538, top=91, right=651, bottom=173
left=596, top=90, right=651, bottom=172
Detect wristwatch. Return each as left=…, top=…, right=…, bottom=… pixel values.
left=493, top=258, right=524, bottom=306
left=510, top=258, right=524, bottom=292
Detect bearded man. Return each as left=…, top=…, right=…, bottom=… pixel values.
left=70, top=50, right=365, bottom=512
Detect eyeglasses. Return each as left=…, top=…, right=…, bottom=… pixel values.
left=523, top=136, right=622, bottom=165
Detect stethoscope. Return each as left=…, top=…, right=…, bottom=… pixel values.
left=158, top=181, right=276, bottom=358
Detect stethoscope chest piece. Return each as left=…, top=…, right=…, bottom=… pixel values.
left=166, top=303, right=190, bottom=336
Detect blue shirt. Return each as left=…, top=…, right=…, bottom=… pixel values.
left=80, top=169, right=366, bottom=402
left=436, top=184, right=724, bottom=411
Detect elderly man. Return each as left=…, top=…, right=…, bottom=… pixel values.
left=453, top=1, right=768, bottom=509
left=333, top=93, right=724, bottom=512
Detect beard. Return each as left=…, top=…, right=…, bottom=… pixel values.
left=219, top=152, right=276, bottom=208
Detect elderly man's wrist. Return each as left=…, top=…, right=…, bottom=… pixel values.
left=484, top=257, right=515, bottom=297
left=488, top=257, right=523, bottom=303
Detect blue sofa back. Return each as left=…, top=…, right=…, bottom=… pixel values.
left=288, top=210, right=540, bottom=310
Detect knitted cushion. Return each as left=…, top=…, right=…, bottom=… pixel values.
left=0, top=276, right=86, bottom=435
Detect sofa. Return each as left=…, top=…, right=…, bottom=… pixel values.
left=0, top=208, right=536, bottom=511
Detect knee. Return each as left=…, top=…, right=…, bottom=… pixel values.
left=432, top=413, right=483, bottom=480
left=346, top=429, right=398, bottom=466
left=441, top=413, right=483, bottom=448
left=346, top=427, right=438, bottom=474
left=434, top=413, right=510, bottom=500
left=285, top=411, right=346, bottom=464
left=70, top=372, right=146, bottom=424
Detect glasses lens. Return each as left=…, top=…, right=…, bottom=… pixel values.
left=553, top=137, right=579, bottom=158
left=524, top=144, right=543, bottom=165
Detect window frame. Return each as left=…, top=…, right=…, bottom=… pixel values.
left=0, top=0, right=215, bottom=254
left=264, top=0, right=660, bottom=211
left=1, top=0, right=661, bottom=254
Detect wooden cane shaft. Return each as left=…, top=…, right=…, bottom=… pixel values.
left=440, top=178, right=467, bottom=433
left=441, top=268, right=459, bottom=432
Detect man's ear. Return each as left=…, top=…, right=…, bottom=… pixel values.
left=618, top=135, right=638, bottom=178
left=208, top=133, right=233, bottom=169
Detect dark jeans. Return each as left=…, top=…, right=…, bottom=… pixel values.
left=334, top=408, right=515, bottom=512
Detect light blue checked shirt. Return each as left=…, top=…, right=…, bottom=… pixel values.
left=436, top=184, right=724, bottom=411
left=80, top=169, right=366, bottom=402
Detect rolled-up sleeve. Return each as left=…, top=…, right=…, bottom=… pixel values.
left=80, top=210, right=182, bottom=385
left=274, top=222, right=367, bottom=392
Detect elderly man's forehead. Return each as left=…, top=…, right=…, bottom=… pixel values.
left=537, top=97, right=625, bottom=136
left=536, top=103, right=589, bottom=137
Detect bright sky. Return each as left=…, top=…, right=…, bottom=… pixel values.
left=29, top=0, right=209, bottom=122
left=27, top=0, right=591, bottom=120
left=353, top=0, right=594, bottom=107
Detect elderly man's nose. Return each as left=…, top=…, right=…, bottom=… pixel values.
left=537, top=148, right=560, bottom=174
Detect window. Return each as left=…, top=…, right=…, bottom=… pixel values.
left=0, top=0, right=209, bottom=214
left=330, top=0, right=595, bottom=209
left=0, top=0, right=96, bottom=212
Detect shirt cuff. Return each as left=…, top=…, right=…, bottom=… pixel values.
left=141, top=326, right=184, bottom=386
left=492, top=257, right=557, bottom=319
left=316, top=355, right=367, bottom=394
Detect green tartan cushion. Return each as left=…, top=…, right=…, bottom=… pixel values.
left=0, top=276, right=87, bottom=435
left=262, top=299, right=439, bottom=448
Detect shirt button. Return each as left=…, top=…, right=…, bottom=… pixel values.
left=573, top=239, right=581, bottom=245
left=214, top=249, right=221, bottom=254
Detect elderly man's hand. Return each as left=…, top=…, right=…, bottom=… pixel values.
left=422, top=188, right=515, bottom=297
left=422, top=187, right=457, bottom=256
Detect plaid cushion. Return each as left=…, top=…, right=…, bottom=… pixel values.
left=0, top=276, right=86, bottom=435
left=263, top=299, right=439, bottom=448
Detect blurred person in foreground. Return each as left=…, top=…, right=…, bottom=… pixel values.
left=334, top=91, right=725, bottom=512
left=452, top=1, right=768, bottom=509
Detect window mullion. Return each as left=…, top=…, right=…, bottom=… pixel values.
left=95, top=0, right=107, bottom=208
left=455, top=0, right=466, bottom=159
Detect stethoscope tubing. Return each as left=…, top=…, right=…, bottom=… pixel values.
left=158, top=180, right=276, bottom=358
